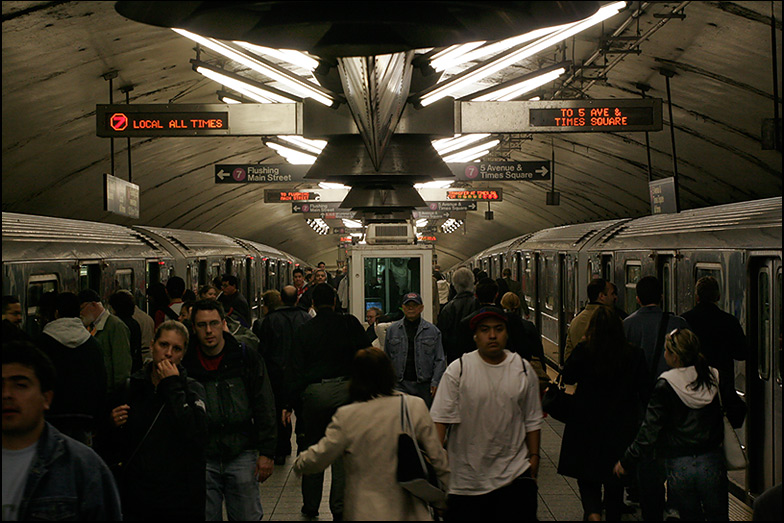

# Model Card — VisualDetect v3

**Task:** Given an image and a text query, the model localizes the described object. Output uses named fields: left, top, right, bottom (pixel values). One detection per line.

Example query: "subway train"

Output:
left=459, top=196, right=782, bottom=504
left=1, top=212, right=307, bottom=339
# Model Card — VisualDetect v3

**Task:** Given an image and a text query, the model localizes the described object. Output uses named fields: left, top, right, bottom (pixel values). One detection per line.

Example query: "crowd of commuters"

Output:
left=3, top=261, right=778, bottom=522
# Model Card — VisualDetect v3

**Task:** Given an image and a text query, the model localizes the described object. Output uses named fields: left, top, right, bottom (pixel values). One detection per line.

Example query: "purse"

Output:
left=397, top=395, right=447, bottom=508
left=719, top=391, right=747, bottom=470
left=541, top=371, right=573, bottom=423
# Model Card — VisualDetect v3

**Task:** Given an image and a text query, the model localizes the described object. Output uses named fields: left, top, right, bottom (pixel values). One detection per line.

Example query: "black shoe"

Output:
left=274, top=455, right=287, bottom=466
left=621, top=503, right=637, bottom=514
left=301, top=507, right=319, bottom=518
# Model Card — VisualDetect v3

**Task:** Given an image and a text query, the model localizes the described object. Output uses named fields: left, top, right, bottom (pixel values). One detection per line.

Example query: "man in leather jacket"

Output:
left=437, top=267, right=478, bottom=363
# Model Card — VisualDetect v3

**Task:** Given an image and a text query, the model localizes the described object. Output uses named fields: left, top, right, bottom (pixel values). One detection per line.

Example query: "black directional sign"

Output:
left=215, top=164, right=310, bottom=183
left=421, top=201, right=478, bottom=212
left=292, top=202, right=343, bottom=214
left=449, top=161, right=550, bottom=182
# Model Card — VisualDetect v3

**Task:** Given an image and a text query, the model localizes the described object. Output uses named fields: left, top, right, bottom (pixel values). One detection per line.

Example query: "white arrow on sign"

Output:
left=216, top=169, right=230, bottom=180
left=536, top=166, right=548, bottom=176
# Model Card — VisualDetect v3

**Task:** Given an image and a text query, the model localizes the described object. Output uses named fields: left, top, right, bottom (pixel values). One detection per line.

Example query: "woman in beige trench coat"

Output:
left=294, top=347, right=450, bottom=521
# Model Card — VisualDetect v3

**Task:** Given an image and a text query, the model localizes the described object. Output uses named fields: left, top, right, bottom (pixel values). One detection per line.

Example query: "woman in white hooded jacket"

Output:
left=614, top=328, right=727, bottom=520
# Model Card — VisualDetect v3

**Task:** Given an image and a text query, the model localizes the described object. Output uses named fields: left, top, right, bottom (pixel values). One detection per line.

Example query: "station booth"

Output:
left=347, top=244, right=435, bottom=325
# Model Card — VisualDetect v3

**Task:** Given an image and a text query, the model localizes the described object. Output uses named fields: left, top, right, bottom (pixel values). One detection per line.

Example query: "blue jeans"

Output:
left=665, top=449, right=728, bottom=521
left=205, top=451, right=263, bottom=521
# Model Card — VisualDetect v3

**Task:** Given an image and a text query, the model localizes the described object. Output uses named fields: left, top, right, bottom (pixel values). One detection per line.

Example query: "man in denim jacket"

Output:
left=384, top=292, right=446, bottom=407
left=2, top=341, right=121, bottom=521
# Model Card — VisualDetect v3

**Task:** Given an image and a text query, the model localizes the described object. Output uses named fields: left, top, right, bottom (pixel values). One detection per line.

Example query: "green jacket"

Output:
left=93, top=311, right=132, bottom=395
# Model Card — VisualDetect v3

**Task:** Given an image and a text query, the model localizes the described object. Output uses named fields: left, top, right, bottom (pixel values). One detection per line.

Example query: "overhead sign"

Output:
left=215, top=164, right=310, bottom=183
left=104, top=173, right=139, bottom=219
left=446, top=189, right=502, bottom=201
left=528, top=99, right=661, bottom=131
left=450, top=161, right=550, bottom=182
left=649, top=177, right=678, bottom=214
left=423, top=201, right=478, bottom=212
left=412, top=210, right=467, bottom=220
left=264, top=190, right=320, bottom=203
left=292, top=202, right=344, bottom=214
left=459, top=98, right=662, bottom=133
left=96, top=103, right=300, bottom=137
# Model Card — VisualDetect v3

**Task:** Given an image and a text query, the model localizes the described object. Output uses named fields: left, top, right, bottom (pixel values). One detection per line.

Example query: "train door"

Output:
left=747, top=256, right=782, bottom=496
left=657, top=254, right=676, bottom=313
left=559, top=253, right=576, bottom=364
left=25, top=274, right=59, bottom=338
left=538, top=252, right=561, bottom=366
left=245, top=257, right=258, bottom=320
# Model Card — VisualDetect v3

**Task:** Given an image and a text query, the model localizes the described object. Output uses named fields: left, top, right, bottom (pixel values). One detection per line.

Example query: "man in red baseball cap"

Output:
left=430, top=305, right=543, bottom=521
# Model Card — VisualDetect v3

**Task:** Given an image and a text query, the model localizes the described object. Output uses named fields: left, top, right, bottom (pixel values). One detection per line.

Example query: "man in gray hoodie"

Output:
left=35, top=292, right=106, bottom=446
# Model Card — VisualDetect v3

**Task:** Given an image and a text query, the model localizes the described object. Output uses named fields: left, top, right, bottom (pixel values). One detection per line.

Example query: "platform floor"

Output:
left=240, top=414, right=752, bottom=521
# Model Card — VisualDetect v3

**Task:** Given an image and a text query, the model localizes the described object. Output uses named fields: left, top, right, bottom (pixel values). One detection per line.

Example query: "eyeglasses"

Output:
left=195, top=320, right=222, bottom=330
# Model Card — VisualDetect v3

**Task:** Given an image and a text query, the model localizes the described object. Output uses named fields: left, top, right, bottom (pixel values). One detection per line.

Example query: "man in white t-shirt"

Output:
left=430, top=306, right=543, bottom=521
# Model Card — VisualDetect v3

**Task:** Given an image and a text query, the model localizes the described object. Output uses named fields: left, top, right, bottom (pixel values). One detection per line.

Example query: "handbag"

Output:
left=397, top=395, right=447, bottom=508
left=719, top=390, right=747, bottom=470
left=541, top=371, right=573, bottom=423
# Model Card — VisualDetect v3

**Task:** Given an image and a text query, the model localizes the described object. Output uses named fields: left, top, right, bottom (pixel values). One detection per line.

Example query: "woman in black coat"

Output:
left=109, top=320, right=208, bottom=521
left=557, top=306, right=648, bottom=521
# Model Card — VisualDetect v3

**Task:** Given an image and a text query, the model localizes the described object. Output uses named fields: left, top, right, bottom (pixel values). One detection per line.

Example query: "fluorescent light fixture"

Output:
left=430, top=41, right=488, bottom=71
left=432, top=133, right=492, bottom=155
left=233, top=41, right=319, bottom=71
left=343, top=219, right=364, bottom=228
left=174, top=28, right=335, bottom=106
left=194, top=63, right=296, bottom=103
left=442, top=139, right=500, bottom=162
left=471, top=67, right=566, bottom=102
left=414, top=180, right=454, bottom=189
left=418, top=1, right=626, bottom=106
left=276, top=135, right=327, bottom=155
left=416, top=219, right=429, bottom=227
left=319, top=182, right=350, bottom=190
left=266, top=141, right=318, bottom=165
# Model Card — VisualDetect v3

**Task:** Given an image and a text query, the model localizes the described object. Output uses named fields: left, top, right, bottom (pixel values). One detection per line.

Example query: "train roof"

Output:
left=514, top=219, right=629, bottom=252
left=2, top=212, right=171, bottom=262
left=132, top=226, right=252, bottom=258
left=591, top=197, right=782, bottom=251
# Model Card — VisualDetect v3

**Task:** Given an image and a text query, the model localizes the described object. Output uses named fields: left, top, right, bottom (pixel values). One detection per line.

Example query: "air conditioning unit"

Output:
left=366, top=223, right=415, bottom=244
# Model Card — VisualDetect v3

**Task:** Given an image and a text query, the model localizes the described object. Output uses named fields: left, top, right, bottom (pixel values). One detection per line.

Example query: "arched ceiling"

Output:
left=2, top=1, right=781, bottom=270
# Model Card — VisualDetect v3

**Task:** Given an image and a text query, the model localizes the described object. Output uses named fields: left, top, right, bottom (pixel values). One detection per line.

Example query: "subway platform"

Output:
left=247, top=414, right=752, bottom=521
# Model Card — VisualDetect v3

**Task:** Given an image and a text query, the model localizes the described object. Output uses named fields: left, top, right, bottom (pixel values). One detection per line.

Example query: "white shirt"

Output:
left=430, top=350, right=543, bottom=495
left=2, top=443, right=37, bottom=521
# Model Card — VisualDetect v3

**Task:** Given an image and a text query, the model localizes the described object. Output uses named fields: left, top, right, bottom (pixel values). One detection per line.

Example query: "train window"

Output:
left=544, top=256, right=554, bottom=311
left=79, top=264, right=101, bottom=291
left=364, top=257, right=421, bottom=315
left=661, top=263, right=672, bottom=313
left=625, top=262, right=642, bottom=313
left=695, top=263, right=725, bottom=309
left=26, top=275, right=59, bottom=336
left=757, top=270, right=771, bottom=380
left=115, top=269, right=133, bottom=293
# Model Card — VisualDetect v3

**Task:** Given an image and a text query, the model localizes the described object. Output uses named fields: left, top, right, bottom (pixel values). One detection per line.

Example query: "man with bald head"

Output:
left=256, top=285, right=313, bottom=464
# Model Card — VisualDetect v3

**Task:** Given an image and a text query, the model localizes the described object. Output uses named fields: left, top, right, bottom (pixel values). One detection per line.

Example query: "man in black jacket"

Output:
left=285, top=283, right=369, bottom=520
left=437, top=267, right=478, bottom=363
left=183, top=299, right=277, bottom=521
left=257, top=285, right=312, bottom=464
left=35, top=292, right=106, bottom=446
left=681, top=276, right=747, bottom=427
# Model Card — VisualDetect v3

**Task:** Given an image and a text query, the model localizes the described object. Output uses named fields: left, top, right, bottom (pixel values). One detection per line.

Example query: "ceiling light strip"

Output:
left=174, top=28, right=335, bottom=106
left=418, top=1, right=626, bottom=106
left=194, top=62, right=297, bottom=103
